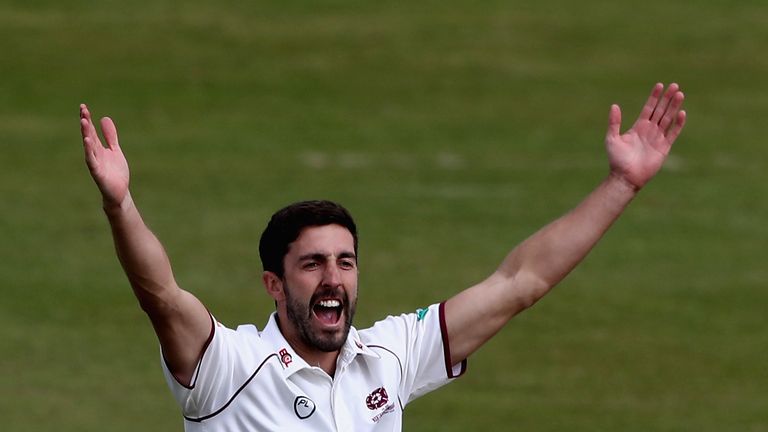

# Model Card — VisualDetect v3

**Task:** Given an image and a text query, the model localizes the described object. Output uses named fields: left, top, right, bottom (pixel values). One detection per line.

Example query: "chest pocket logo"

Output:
left=294, top=396, right=316, bottom=420
left=365, top=387, right=389, bottom=410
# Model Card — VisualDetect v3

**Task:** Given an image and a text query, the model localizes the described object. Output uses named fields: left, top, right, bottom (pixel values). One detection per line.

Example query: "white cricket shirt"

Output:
left=161, top=302, right=467, bottom=431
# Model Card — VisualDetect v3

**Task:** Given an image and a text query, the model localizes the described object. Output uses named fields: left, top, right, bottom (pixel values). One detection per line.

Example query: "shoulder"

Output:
left=358, top=303, right=441, bottom=348
left=204, top=320, right=275, bottom=367
left=212, top=320, right=261, bottom=344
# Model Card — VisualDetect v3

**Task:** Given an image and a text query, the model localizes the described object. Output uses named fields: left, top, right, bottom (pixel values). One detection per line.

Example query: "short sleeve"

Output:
left=160, top=317, right=265, bottom=418
left=362, top=302, right=467, bottom=405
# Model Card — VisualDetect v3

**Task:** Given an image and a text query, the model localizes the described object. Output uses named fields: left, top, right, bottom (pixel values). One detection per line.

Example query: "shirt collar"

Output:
left=260, top=312, right=379, bottom=378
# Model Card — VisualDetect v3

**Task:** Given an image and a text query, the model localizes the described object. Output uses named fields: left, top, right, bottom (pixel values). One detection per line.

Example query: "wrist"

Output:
left=608, top=171, right=641, bottom=194
left=102, top=193, right=134, bottom=218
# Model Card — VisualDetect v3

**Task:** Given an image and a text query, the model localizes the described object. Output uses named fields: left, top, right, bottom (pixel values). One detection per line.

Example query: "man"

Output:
left=79, top=83, right=686, bottom=431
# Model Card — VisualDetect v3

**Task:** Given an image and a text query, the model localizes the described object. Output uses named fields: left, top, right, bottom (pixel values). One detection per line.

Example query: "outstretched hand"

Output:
left=606, top=83, right=686, bottom=190
left=80, top=104, right=130, bottom=208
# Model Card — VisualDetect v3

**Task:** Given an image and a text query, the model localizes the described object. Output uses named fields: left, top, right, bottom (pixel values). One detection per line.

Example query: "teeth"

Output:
left=318, top=299, right=341, bottom=308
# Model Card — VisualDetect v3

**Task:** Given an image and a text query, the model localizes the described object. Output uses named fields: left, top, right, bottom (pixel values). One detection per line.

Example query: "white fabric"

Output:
left=161, top=302, right=466, bottom=431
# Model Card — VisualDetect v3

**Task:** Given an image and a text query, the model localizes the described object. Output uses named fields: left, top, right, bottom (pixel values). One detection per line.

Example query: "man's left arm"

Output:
left=444, top=83, right=687, bottom=365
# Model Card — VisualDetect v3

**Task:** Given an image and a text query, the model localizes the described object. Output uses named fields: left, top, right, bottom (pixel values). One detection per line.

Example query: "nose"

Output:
left=322, top=262, right=342, bottom=287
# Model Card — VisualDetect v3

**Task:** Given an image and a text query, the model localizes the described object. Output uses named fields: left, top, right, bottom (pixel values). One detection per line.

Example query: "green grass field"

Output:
left=2, top=1, right=767, bottom=430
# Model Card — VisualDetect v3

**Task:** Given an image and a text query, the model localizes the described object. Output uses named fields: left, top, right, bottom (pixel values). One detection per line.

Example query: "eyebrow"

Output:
left=298, top=251, right=357, bottom=262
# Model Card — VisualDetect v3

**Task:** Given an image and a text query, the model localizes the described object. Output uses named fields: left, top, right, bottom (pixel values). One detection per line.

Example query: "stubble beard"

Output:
left=284, top=283, right=357, bottom=352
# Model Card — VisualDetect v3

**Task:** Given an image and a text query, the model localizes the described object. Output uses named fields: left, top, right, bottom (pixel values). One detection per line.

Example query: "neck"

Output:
left=294, top=345, right=340, bottom=377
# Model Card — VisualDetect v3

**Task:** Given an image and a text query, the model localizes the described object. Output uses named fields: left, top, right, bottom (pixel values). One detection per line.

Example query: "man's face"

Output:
left=278, top=224, right=358, bottom=353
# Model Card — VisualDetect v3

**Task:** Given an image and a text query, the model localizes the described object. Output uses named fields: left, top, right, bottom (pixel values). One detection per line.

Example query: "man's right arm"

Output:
left=80, top=105, right=211, bottom=386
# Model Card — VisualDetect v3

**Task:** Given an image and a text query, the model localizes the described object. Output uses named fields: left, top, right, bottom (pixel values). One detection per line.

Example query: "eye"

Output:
left=303, top=261, right=319, bottom=270
left=339, top=259, right=356, bottom=270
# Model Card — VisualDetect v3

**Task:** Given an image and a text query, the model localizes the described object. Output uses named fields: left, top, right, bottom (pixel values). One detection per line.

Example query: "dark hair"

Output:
left=259, top=200, right=358, bottom=278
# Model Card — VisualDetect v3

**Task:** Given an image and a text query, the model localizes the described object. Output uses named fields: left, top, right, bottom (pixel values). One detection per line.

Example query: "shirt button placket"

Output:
left=331, top=367, right=354, bottom=431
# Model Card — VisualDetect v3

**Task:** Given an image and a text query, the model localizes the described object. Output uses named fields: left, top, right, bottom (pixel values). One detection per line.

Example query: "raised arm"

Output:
left=80, top=105, right=212, bottom=385
left=444, top=83, right=686, bottom=365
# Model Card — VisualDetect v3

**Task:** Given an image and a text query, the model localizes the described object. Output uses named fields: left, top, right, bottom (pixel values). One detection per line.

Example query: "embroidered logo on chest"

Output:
left=365, top=387, right=389, bottom=410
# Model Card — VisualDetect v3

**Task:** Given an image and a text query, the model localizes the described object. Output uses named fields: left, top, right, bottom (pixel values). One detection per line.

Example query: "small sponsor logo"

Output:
left=294, top=396, right=316, bottom=419
left=416, top=308, right=429, bottom=321
left=371, top=403, right=395, bottom=423
left=279, top=348, right=293, bottom=367
left=365, top=387, right=389, bottom=410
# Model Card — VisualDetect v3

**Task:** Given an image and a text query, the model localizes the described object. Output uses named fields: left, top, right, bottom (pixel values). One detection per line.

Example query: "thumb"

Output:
left=100, top=117, right=120, bottom=150
left=606, top=104, right=621, bottom=141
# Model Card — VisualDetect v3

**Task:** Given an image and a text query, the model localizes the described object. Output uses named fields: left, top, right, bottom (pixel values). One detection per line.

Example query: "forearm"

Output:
left=104, top=193, right=179, bottom=310
left=497, top=173, right=638, bottom=306
left=104, top=193, right=214, bottom=384
left=446, top=174, right=638, bottom=362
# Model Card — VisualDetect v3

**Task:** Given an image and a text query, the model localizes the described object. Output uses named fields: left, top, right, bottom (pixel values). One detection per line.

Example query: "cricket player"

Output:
left=79, top=83, right=686, bottom=431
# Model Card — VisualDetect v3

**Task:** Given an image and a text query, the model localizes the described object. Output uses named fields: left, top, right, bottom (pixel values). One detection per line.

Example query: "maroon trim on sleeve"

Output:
left=438, top=301, right=467, bottom=378
left=162, top=311, right=216, bottom=389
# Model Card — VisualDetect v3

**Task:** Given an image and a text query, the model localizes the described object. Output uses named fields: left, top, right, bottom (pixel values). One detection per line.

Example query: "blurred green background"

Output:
left=1, top=0, right=766, bottom=430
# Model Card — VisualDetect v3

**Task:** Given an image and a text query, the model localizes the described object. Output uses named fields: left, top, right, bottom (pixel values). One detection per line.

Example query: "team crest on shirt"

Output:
left=279, top=348, right=292, bottom=367
left=365, top=387, right=389, bottom=410
left=416, top=307, right=429, bottom=321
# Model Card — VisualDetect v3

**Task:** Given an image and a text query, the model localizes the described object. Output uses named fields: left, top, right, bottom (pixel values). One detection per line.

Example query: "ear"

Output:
left=262, top=271, right=285, bottom=301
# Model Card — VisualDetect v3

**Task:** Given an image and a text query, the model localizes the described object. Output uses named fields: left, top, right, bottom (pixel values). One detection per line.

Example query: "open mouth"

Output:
left=312, top=299, right=343, bottom=326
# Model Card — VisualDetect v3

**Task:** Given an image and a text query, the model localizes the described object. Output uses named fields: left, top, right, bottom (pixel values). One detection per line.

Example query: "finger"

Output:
left=83, top=136, right=100, bottom=170
left=659, top=91, right=684, bottom=132
left=100, top=117, right=120, bottom=150
left=650, top=83, right=679, bottom=124
left=79, top=104, right=92, bottom=139
left=80, top=116, right=90, bottom=141
left=80, top=118, right=102, bottom=156
left=606, top=104, right=622, bottom=141
left=80, top=119, right=101, bottom=157
left=666, top=110, right=687, bottom=144
left=79, top=103, right=90, bottom=121
left=79, top=105, right=103, bottom=171
left=81, top=127, right=102, bottom=172
left=638, top=83, right=664, bottom=121
left=79, top=104, right=102, bottom=145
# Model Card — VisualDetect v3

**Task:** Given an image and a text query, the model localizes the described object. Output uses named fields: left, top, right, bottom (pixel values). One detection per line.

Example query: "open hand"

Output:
left=80, top=104, right=130, bottom=207
left=606, top=83, right=686, bottom=189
